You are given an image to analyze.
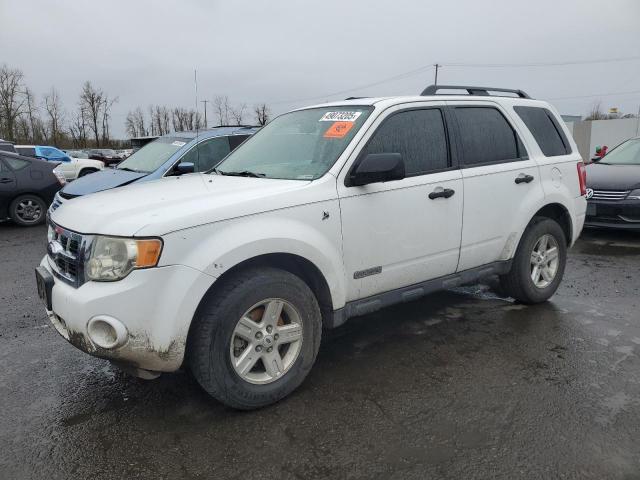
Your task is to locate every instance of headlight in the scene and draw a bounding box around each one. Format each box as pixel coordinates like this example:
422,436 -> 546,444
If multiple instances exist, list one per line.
627,189 -> 640,200
85,236 -> 163,281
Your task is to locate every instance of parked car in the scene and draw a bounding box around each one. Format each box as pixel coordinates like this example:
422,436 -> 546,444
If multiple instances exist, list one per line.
15,145 -> 104,181
0,152 -> 65,226
64,150 -> 90,159
585,137 -> 640,229
52,126 -> 257,207
87,149 -> 123,167
0,139 -> 17,153
37,85 -> 586,409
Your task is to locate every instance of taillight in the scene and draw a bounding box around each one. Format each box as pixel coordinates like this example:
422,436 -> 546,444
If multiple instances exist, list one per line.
577,162 -> 587,196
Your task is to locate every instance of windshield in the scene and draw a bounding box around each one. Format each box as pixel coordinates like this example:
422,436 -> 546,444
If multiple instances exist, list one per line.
600,139 -> 640,165
117,136 -> 190,173
215,106 -> 372,180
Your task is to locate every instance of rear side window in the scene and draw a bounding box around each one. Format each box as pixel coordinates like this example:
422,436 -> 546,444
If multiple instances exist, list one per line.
5,157 -> 30,170
453,107 -> 525,166
229,135 -> 249,150
16,147 -> 36,157
364,108 -> 449,176
514,106 -> 571,156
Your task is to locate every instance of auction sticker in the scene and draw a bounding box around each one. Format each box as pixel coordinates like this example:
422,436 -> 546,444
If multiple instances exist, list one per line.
172,141 -> 186,147
324,121 -> 354,138
319,111 -> 362,122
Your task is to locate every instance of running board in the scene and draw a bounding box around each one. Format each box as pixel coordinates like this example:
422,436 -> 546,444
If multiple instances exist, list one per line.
328,260 -> 512,329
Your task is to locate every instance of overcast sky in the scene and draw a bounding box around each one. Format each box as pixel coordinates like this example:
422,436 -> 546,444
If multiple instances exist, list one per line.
1,0 -> 639,138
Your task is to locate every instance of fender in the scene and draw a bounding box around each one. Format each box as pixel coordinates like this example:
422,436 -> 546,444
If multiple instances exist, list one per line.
160,201 -> 348,310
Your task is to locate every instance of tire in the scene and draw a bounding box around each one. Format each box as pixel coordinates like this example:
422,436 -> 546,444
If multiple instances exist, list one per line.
499,217 -> 567,304
78,168 -> 98,177
189,267 -> 322,410
9,194 -> 47,226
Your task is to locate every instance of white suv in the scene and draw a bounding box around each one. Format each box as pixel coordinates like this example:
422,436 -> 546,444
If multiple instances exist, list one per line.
36,85 -> 587,409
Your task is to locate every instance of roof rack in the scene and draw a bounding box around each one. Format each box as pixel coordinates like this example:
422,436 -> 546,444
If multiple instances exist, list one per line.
421,84 -> 531,99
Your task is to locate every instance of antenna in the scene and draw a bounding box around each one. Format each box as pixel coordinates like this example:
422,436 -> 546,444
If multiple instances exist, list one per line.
194,68 -> 200,169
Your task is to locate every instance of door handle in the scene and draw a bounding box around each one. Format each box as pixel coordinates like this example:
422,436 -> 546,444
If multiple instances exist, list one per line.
429,188 -> 455,200
515,174 -> 534,184
0,177 -> 13,184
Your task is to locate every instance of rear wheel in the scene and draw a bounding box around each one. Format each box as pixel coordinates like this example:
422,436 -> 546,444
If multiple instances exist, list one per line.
9,195 -> 46,226
189,267 -> 322,409
78,168 -> 98,177
500,217 -> 567,304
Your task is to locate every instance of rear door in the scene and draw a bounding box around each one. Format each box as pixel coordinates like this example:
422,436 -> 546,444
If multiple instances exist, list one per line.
448,102 -> 544,271
0,158 -> 17,218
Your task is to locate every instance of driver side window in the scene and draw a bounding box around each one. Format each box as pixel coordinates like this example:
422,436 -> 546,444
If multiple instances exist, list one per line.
180,137 -> 231,172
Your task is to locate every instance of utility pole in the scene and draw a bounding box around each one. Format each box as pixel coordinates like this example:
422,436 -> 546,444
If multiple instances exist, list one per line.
434,64 -> 441,86
201,99 -> 209,128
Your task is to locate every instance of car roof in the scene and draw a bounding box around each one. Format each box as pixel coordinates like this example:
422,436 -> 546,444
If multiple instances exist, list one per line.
300,95 -> 553,111
165,125 -> 260,140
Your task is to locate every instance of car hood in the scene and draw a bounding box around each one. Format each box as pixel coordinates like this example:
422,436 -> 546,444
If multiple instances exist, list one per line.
51,173 -> 317,236
60,169 -> 147,197
586,162 -> 640,191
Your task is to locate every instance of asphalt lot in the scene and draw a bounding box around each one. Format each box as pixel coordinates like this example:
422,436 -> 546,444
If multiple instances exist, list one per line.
1,222 -> 640,479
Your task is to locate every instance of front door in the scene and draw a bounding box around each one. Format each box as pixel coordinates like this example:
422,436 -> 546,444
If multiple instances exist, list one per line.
0,159 -> 17,218
338,105 -> 463,302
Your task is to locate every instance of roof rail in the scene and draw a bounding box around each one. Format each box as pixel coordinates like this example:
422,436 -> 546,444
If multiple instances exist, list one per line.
421,84 -> 531,99
345,96 -> 369,100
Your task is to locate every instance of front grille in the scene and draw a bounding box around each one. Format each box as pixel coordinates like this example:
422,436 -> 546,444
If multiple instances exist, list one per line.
591,189 -> 630,201
47,220 -> 87,288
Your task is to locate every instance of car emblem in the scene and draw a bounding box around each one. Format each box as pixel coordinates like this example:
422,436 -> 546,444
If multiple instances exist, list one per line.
586,188 -> 594,199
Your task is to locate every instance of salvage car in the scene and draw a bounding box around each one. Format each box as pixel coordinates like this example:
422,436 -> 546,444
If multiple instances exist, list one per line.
0,152 -> 65,226
584,137 -> 640,229
37,85 -> 586,409
15,145 -> 104,180
51,126 -> 257,208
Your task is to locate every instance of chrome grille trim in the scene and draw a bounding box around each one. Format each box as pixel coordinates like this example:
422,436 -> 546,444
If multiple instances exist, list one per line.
47,220 -> 89,288
591,189 -> 630,201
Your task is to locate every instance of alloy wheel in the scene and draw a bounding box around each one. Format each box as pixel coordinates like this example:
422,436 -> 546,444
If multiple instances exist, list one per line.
530,233 -> 559,289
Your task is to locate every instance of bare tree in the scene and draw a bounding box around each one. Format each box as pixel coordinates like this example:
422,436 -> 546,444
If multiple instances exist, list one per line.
254,103 -> 271,126
230,103 -> 247,126
24,87 -> 45,143
213,95 -> 231,126
101,95 -> 118,145
43,87 -> 65,145
585,101 -> 607,121
79,81 -> 104,146
69,107 -> 88,147
0,64 -> 26,140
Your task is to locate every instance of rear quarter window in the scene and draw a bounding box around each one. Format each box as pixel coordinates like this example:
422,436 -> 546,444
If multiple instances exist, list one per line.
5,157 -> 30,170
514,106 -> 571,157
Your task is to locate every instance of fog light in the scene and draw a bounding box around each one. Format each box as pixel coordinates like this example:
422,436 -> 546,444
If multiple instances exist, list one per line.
87,316 -> 128,349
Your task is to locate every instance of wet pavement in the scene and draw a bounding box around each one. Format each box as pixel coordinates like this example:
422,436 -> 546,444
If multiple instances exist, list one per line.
1,222 -> 640,479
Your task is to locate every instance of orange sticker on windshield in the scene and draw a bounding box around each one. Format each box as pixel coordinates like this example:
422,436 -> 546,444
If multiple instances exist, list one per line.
324,121 -> 354,138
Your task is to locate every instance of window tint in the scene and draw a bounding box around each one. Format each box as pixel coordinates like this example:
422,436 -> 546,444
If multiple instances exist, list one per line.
16,147 -> 36,157
181,137 -> 231,172
364,109 -> 448,175
229,134 -> 249,150
514,106 -> 570,156
0,159 -> 5,171
5,157 -> 30,170
454,107 -> 524,165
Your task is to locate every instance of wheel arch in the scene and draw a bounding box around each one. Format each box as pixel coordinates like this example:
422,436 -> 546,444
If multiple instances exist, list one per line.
532,202 -> 573,245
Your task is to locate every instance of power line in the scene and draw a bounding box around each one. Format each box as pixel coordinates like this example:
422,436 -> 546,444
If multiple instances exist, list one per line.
443,55 -> 640,68
547,89 -> 640,100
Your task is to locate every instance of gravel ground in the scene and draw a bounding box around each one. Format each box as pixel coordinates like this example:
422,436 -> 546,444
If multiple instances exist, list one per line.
1,222 -> 639,479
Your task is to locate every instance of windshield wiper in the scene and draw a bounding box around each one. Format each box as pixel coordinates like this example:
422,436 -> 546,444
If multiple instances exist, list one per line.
217,170 -> 265,178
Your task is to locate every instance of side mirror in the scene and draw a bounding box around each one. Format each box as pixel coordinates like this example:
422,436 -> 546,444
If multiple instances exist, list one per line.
175,162 -> 195,175
349,153 -> 405,186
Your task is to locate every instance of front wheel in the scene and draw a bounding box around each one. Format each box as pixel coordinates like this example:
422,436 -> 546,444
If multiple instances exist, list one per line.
500,217 -> 567,304
189,267 -> 322,410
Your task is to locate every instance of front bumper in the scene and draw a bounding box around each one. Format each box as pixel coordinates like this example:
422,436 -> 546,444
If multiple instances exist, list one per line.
585,199 -> 640,230
39,255 -> 215,372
